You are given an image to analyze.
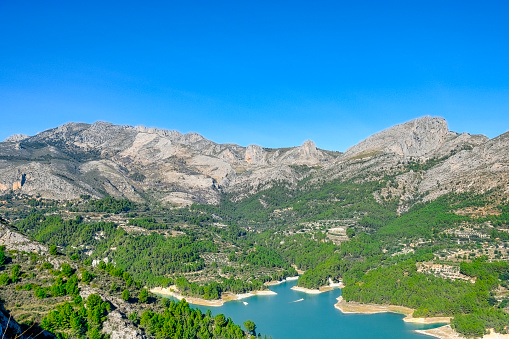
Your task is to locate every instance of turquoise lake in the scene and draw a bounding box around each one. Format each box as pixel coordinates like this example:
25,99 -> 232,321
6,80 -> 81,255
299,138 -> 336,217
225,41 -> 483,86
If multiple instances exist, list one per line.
164,280 -> 445,338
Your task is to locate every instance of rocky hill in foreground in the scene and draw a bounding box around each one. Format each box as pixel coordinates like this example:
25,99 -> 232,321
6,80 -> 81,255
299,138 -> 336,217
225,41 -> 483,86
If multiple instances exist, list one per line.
0,116 -> 507,208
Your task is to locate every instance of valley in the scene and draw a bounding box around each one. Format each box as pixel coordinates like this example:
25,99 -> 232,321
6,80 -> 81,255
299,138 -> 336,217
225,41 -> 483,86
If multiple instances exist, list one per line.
1,117 -> 509,338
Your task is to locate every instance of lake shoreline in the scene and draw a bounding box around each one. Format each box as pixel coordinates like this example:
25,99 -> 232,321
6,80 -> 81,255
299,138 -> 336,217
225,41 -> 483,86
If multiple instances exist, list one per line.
291,279 -> 345,294
264,276 -> 299,286
291,285 -> 333,294
334,296 -> 451,324
334,296 -> 455,338
414,326 -> 462,339
170,279 -> 454,338
151,285 -> 277,307
415,326 -> 509,339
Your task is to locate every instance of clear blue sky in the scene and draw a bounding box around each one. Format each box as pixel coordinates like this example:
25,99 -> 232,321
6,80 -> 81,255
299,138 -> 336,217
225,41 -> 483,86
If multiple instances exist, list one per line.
1,1 -> 508,151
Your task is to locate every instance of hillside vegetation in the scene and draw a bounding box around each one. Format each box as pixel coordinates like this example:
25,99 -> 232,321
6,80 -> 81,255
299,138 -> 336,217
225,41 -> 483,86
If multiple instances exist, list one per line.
1,117 -> 509,338
2,174 -> 509,337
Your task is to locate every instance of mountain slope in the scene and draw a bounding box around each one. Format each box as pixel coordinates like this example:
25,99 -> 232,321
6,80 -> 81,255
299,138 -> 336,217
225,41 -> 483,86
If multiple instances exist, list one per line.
0,122 -> 338,205
0,116 -> 507,210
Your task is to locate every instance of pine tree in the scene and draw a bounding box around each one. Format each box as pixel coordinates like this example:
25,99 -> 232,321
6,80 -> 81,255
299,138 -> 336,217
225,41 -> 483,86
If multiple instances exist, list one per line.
122,289 -> 130,302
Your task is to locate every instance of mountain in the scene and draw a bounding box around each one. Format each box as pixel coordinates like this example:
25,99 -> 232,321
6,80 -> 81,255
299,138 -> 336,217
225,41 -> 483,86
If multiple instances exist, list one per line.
319,116 -> 503,212
0,116 -> 507,209
1,116 -> 509,338
0,121 -> 338,205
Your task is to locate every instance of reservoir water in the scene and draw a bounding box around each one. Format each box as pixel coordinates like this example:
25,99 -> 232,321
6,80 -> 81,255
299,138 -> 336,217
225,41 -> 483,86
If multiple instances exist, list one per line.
165,280 -> 445,338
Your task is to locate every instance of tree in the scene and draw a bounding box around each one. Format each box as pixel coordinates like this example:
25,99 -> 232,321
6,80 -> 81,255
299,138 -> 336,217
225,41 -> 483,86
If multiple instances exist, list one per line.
34,286 -> 48,298
11,264 -> 21,282
86,293 -> 110,325
110,282 -> 117,292
138,288 -> 148,303
61,263 -> 73,277
81,270 -> 93,284
122,289 -> 130,302
346,228 -> 355,238
215,314 -> 227,327
244,320 -> 256,335
66,275 -> 79,296
87,326 -> 102,339
0,249 -> 6,267
49,244 -> 58,255
128,311 -> 139,325
0,273 -> 10,285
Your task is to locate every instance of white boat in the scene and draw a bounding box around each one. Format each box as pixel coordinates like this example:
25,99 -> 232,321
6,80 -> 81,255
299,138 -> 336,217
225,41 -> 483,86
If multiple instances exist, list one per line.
291,298 -> 304,303
243,301 -> 248,305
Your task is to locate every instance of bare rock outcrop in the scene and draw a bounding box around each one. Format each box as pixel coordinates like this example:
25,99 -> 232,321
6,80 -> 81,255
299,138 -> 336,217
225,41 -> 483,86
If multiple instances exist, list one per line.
277,140 -> 326,165
434,132 -> 488,158
102,310 -> 147,339
245,145 -> 265,165
4,134 -> 29,142
79,285 -> 146,339
0,223 -> 47,254
0,162 -> 99,200
417,131 -> 509,201
344,116 -> 450,159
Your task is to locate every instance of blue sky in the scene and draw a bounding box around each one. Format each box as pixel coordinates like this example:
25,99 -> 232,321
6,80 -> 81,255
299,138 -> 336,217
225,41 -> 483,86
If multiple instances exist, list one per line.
1,1 -> 508,151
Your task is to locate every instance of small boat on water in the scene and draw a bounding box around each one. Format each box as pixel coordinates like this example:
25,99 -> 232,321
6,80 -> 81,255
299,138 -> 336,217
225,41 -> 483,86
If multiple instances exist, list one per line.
291,298 -> 304,303
243,301 -> 248,305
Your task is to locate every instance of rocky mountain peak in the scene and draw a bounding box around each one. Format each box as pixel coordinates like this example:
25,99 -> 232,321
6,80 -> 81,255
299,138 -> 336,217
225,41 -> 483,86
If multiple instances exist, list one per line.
1,117 -> 504,208
134,125 -> 185,141
90,121 -> 115,129
300,140 -> 318,157
273,139 -> 325,166
4,134 -> 29,142
344,116 -> 450,159
245,145 -> 265,165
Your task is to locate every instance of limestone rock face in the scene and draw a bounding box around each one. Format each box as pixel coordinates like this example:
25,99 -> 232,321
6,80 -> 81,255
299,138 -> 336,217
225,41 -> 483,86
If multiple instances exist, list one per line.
0,121 -> 338,204
0,162 -> 99,200
0,223 -> 48,254
102,311 -> 147,339
277,140 -> 326,165
245,145 -> 265,165
344,116 -> 450,159
418,131 -> 509,201
435,132 -> 488,158
304,116 -> 505,212
300,140 -> 319,158
4,134 -> 29,142
0,116 -> 507,208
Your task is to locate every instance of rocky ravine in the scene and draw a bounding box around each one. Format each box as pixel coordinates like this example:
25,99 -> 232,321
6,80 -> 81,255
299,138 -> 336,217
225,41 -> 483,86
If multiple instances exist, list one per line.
0,116 -> 508,208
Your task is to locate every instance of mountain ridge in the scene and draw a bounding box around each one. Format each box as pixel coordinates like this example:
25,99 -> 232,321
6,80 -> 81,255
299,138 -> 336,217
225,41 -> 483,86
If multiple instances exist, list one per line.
1,116 -> 507,208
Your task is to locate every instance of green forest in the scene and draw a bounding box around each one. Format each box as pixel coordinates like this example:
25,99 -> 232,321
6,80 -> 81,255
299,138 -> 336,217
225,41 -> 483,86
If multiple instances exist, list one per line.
2,174 -> 509,337
0,245 -> 263,339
